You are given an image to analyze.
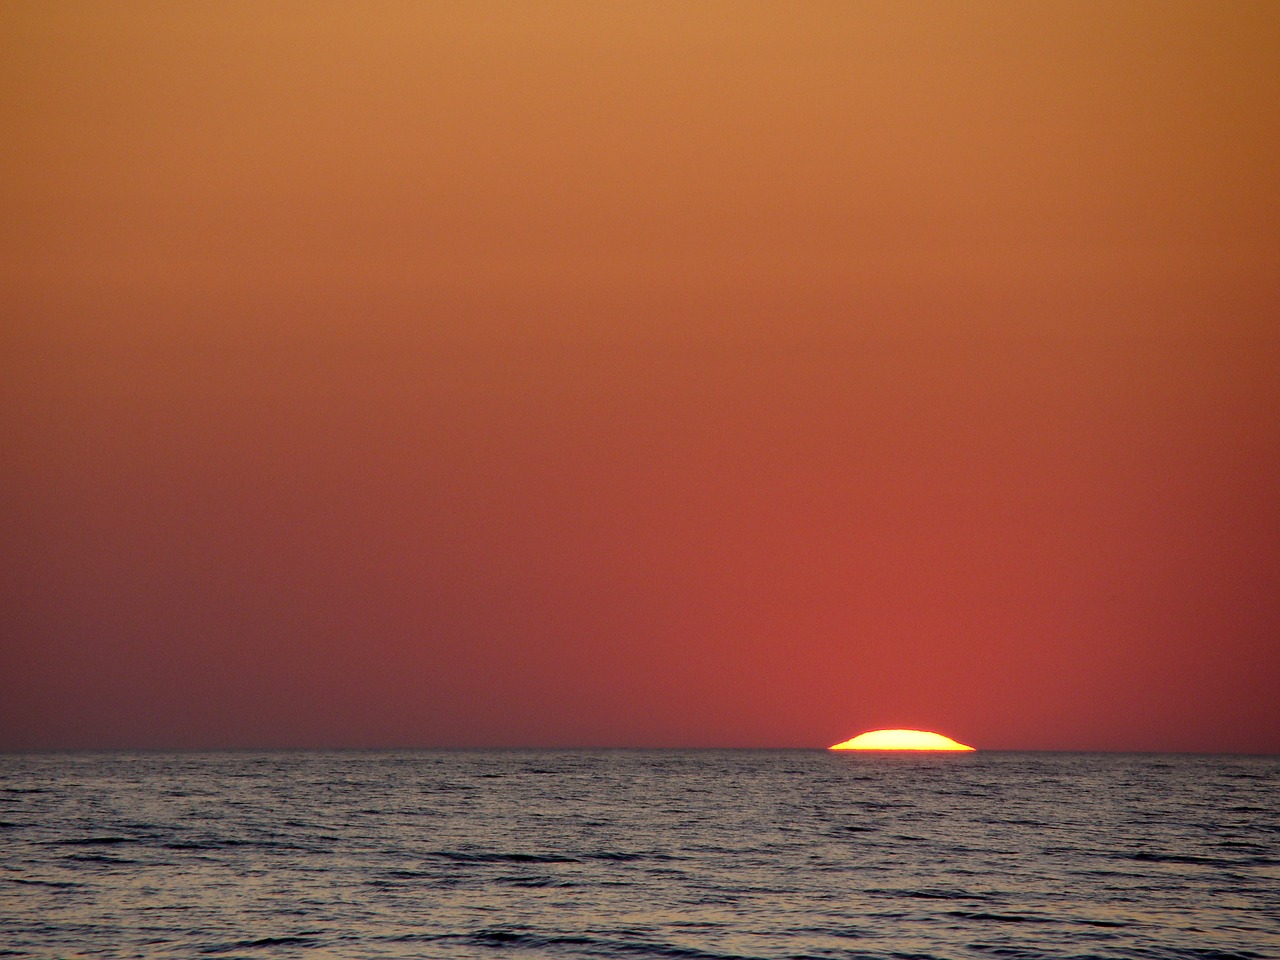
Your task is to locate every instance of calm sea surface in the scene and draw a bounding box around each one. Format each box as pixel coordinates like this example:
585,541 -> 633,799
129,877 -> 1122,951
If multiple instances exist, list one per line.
1,751 -> 1277,959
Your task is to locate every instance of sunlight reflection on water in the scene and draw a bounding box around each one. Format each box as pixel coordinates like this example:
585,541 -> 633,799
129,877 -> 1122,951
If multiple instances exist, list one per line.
1,750 -> 1277,959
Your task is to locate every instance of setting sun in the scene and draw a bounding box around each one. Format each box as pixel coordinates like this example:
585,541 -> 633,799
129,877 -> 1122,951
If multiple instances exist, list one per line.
829,730 -> 976,751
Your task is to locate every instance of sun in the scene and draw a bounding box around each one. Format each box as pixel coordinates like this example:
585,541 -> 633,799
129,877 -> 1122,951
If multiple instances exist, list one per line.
829,729 -> 975,751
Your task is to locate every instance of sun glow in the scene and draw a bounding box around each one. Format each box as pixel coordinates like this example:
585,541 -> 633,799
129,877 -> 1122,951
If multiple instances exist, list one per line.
829,729 -> 975,751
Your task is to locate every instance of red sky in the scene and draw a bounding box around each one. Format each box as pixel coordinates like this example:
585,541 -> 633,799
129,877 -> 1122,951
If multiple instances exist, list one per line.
3,1 -> 1278,752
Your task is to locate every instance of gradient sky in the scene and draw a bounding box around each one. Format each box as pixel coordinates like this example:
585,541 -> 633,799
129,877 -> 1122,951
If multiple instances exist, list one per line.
3,1 -> 1278,752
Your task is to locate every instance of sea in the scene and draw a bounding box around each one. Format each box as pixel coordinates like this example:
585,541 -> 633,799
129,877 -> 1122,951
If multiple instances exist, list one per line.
1,750 -> 1277,960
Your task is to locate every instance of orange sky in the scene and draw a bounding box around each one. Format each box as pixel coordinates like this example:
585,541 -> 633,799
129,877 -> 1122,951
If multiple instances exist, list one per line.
3,1 -> 1278,751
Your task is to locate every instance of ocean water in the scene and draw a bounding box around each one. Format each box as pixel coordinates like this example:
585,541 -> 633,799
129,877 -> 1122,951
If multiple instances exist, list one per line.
1,751 -> 1277,960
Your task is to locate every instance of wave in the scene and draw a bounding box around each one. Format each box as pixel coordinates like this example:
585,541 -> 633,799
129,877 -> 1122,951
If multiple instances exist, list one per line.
872,888 -> 989,901
437,928 -> 764,960
2,876 -> 82,889
54,836 -> 138,846
202,934 -> 321,953
945,910 -> 1056,924
1127,851 -> 1227,866
62,853 -> 141,865
425,849 -> 581,864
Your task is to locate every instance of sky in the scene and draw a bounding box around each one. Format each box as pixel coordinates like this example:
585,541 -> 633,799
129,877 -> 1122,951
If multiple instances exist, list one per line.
2,1 -> 1278,753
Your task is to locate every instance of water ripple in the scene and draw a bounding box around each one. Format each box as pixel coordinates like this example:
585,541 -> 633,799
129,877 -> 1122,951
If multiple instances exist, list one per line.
0,751 -> 1276,960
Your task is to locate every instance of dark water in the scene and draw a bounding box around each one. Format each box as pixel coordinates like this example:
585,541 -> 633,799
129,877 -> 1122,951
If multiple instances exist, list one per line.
1,751 -> 1277,959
